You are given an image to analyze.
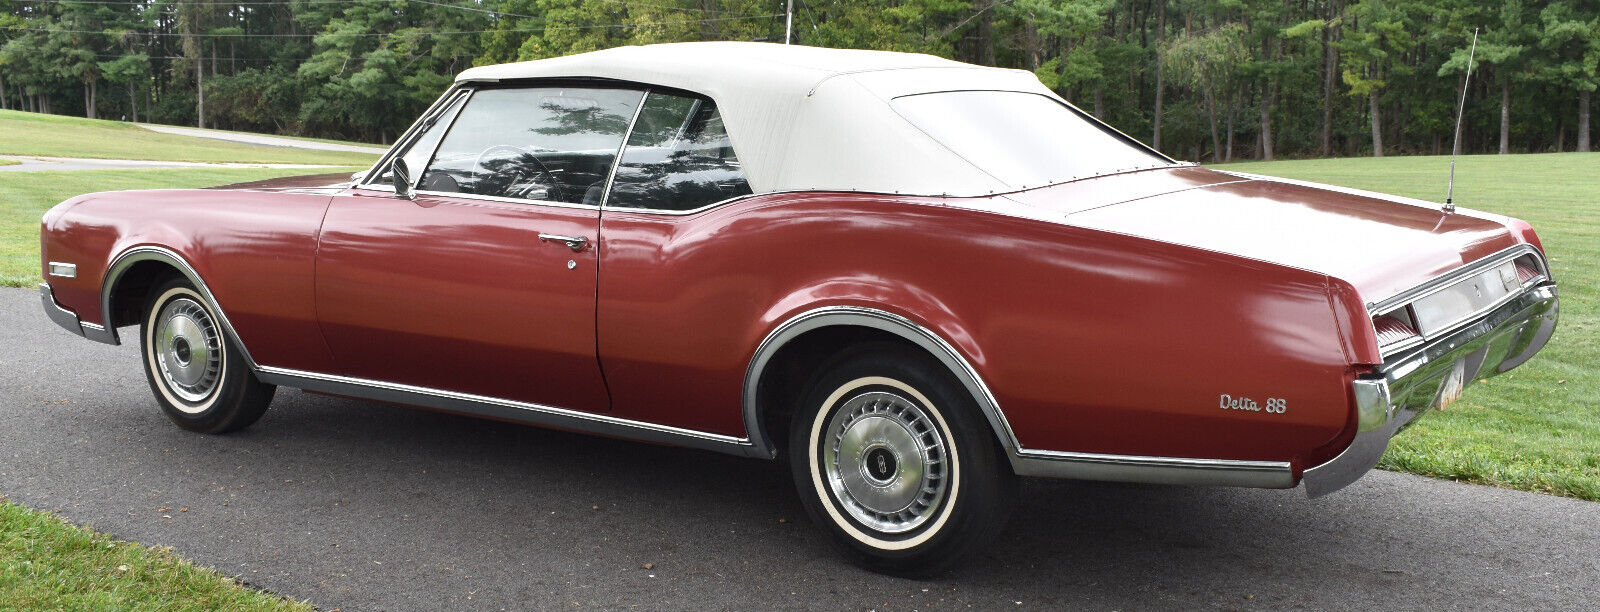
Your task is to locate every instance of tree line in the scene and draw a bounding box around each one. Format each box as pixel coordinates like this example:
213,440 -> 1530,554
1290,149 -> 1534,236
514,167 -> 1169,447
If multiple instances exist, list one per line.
1,0 -> 1596,159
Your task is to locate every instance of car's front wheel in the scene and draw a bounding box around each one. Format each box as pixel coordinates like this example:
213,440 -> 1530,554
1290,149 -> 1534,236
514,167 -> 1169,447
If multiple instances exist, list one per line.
789,343 -> 1017,576
139,278 -> 275,433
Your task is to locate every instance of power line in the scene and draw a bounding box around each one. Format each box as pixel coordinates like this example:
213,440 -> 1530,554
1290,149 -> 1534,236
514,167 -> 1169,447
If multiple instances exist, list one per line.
589,0 -> 741,13
2,14 -> 783,37
29,0 -> 739,14
89,52 -> 478,61
405,0 -> 538,19
14,0 -> 362,5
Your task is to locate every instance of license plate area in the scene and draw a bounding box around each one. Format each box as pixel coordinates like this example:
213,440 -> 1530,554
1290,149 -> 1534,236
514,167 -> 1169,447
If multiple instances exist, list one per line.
1435,359 -> 1467,410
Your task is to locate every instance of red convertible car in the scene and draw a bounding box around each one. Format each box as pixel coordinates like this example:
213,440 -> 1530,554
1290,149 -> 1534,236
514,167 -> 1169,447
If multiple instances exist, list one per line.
39,42 -> 1558,573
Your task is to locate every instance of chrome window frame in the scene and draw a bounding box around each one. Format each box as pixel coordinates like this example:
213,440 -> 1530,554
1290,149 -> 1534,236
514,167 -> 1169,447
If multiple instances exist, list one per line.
358,85 -> 472,193
598,89 -> 757,217
365,78 -> 760,217
395,88 -> 474,191
358,81 -> 662,213
593,91 -> 650,209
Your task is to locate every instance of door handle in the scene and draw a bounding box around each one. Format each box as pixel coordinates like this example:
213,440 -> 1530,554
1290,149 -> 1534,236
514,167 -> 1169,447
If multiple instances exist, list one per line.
538,233 -> 588,252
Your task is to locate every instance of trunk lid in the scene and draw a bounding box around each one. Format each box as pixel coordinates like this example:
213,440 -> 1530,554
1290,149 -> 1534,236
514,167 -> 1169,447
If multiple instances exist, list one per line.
1008,167 -> 1522,302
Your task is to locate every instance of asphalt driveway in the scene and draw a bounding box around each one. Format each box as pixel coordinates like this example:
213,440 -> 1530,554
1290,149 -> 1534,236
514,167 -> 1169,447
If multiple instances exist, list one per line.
135,125 -> 389,155
2,287 -> 1596,610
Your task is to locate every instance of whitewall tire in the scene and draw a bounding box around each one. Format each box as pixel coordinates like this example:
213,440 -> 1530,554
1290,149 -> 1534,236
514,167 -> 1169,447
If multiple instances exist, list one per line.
789,342 -> 1017,575
139,278 -> 275,433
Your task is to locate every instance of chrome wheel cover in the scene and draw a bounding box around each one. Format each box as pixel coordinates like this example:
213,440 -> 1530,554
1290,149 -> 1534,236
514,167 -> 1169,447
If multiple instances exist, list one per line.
153,297 -> 223,406
822,391 -> 949,534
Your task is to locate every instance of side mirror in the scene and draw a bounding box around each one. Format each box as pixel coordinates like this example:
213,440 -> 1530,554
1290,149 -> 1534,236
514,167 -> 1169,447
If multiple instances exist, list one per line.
392,159 -> 417,200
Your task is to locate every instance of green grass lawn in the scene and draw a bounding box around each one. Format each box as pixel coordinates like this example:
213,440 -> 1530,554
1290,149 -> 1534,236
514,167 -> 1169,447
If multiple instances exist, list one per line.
1216,153 -> 1600,501
0,110 -> 380,166
0,498 -> 310,610
0,168 -> 358,288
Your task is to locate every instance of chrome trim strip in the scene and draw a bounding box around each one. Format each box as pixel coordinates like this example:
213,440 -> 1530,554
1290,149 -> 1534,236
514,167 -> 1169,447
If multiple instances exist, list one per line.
596,91 -> 650,208
1011,449 -> 1295,488
47,262 -> 77,278
742,306 -> 1020,462
255,366 -> 762,458
99,246 -> 258,368
417,89 -> 473,179
602,191 -> 760,216
1368,244 -> 1547,316
410,189 -> 602,211
79,321 -> 115,344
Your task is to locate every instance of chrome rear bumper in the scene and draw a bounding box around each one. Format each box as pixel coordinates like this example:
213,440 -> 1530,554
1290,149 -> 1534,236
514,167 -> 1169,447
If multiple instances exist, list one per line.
1302,282 -> 1558,497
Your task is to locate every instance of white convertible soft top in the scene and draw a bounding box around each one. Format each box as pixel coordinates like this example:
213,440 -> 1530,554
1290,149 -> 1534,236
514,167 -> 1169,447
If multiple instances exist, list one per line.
455,42 -> 1080,197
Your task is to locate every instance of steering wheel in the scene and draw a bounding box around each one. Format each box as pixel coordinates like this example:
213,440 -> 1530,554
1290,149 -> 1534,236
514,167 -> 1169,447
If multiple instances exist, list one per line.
472,144 -> 561,200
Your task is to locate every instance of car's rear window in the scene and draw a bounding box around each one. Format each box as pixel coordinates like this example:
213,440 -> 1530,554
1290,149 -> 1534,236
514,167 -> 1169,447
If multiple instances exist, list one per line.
890,91 -> 1172,189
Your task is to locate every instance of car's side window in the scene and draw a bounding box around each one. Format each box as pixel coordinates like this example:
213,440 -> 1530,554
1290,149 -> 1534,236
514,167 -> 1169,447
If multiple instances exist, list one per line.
419,87 -> 644,205
606,92 -> 752,212
375,91 -> 468,187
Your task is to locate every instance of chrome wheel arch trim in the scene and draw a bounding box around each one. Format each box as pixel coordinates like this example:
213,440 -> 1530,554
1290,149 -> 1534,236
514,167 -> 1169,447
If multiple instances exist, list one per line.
99,245 -> 261,371
741,306 -> 1021,461
254,366 -> 765,457
741,305 -> 1296,488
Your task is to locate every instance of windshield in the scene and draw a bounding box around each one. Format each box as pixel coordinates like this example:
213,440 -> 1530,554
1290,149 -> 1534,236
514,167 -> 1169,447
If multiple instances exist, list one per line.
891,90 -> 1172,189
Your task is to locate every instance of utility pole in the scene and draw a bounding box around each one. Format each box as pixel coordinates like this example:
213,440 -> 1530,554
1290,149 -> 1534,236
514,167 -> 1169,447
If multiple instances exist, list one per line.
785,0 -> 793,45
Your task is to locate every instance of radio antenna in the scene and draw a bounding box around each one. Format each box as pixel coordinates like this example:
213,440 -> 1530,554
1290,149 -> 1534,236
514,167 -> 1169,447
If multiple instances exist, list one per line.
1444,28 -> 1479,214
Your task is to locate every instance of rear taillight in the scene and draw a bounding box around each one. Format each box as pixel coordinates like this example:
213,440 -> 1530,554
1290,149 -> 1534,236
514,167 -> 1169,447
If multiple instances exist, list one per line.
1373,312 -> 1420,348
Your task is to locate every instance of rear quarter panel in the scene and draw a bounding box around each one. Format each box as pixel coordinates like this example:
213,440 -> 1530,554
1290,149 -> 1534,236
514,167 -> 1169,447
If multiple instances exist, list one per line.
598,193 -> 1357,465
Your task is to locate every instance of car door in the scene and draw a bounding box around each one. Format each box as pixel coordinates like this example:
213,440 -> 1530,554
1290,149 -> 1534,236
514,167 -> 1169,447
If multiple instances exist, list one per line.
315,85 -> 647,414
593,91 -> 758,432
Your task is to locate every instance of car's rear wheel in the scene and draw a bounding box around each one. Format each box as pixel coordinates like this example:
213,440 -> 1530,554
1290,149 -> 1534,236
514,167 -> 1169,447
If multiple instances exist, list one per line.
789,342 -> 1017,576
139,278 -> 274,433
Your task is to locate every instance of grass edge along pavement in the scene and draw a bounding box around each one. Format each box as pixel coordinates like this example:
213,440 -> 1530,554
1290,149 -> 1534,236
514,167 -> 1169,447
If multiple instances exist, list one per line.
0,497 -> 312,610
0,109 -> 380,166
1215,153 -> 1600,502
